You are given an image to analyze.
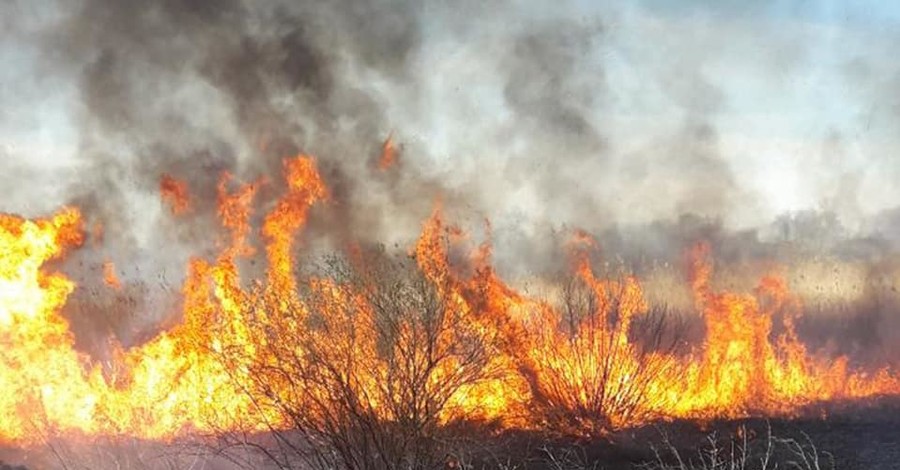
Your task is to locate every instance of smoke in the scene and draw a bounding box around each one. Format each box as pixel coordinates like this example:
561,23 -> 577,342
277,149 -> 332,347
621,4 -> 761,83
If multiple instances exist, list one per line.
4,1 -> 745,235
2,0 -> 900,353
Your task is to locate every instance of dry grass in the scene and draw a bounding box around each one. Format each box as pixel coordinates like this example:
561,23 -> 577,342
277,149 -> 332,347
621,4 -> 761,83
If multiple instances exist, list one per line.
638,424 -> 834,470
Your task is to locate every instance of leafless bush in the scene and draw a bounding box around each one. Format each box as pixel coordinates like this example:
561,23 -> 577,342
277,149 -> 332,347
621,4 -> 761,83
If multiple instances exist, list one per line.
212,247 -> 504,470
539,444 -> 603,470
517,273 -> 686,436
640,424 -> 835,470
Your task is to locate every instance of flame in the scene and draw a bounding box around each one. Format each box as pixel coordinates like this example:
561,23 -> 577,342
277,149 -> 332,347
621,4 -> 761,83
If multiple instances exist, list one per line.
0,157 -> 320,445
665,243 -> 900,420
262,156 -> 327,298
378,133 -> 397,171
1,156 -> 899,448
159,174 -> 191,215
102,260 -> 121,289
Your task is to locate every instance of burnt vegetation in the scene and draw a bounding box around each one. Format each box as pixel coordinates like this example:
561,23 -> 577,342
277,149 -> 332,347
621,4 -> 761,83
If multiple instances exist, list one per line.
3,208 -> 898,469
208,248 -> 510,469
516,274 -> 687,437
153,248 -> 843,470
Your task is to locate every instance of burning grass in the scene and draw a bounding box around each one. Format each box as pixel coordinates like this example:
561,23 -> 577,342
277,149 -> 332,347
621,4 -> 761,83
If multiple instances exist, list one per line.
1,155 -> 900,468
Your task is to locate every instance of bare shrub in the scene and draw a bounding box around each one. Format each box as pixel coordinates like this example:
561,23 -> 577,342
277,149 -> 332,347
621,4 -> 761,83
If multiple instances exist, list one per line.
211,247 -> 504,470
641,424 -> 835,470
539,444 -> 603,470
516,272 -> 686,436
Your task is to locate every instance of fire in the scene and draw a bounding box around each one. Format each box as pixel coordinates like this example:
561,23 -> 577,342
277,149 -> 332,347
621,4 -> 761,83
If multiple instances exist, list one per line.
0,158 -> 322,445
102,260 -> 121,289
513,247 -> 682,434
0,207 -> 91,440
261,156 -> 328,298
159,174 -> 191,215
1,155 -> 899,448
377,133 -> 397,171
667,243 -> 900,419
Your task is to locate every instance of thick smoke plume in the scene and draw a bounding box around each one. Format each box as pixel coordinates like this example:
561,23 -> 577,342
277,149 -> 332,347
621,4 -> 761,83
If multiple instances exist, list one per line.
2,0 -> 900,355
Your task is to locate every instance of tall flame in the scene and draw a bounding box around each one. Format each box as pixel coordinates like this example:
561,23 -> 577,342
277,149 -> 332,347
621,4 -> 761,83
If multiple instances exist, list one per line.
159,174 -> 191,215
377,134 -> 397,171
0,156 -> 899,447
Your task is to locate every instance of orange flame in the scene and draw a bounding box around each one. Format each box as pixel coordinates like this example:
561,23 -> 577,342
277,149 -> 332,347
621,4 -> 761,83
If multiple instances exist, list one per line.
377,134 -> 397,171
666,243 -> 900,420
0,157 -> 899,448
102,260 -> 121,289
159,174 -> 191,215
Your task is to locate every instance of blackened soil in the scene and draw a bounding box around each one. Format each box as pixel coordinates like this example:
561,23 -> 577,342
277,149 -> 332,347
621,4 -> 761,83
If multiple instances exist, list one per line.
782,398 -> 900,469
465,398 -> 900,469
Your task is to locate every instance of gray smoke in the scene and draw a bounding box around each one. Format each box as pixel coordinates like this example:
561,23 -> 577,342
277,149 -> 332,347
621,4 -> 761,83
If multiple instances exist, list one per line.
0,2 -> 788,257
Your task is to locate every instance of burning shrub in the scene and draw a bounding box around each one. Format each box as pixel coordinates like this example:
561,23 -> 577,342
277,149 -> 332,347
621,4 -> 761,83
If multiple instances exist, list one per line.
517,266 -> 685,437
210,248 -> 507,469
3,154 -> 900,468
